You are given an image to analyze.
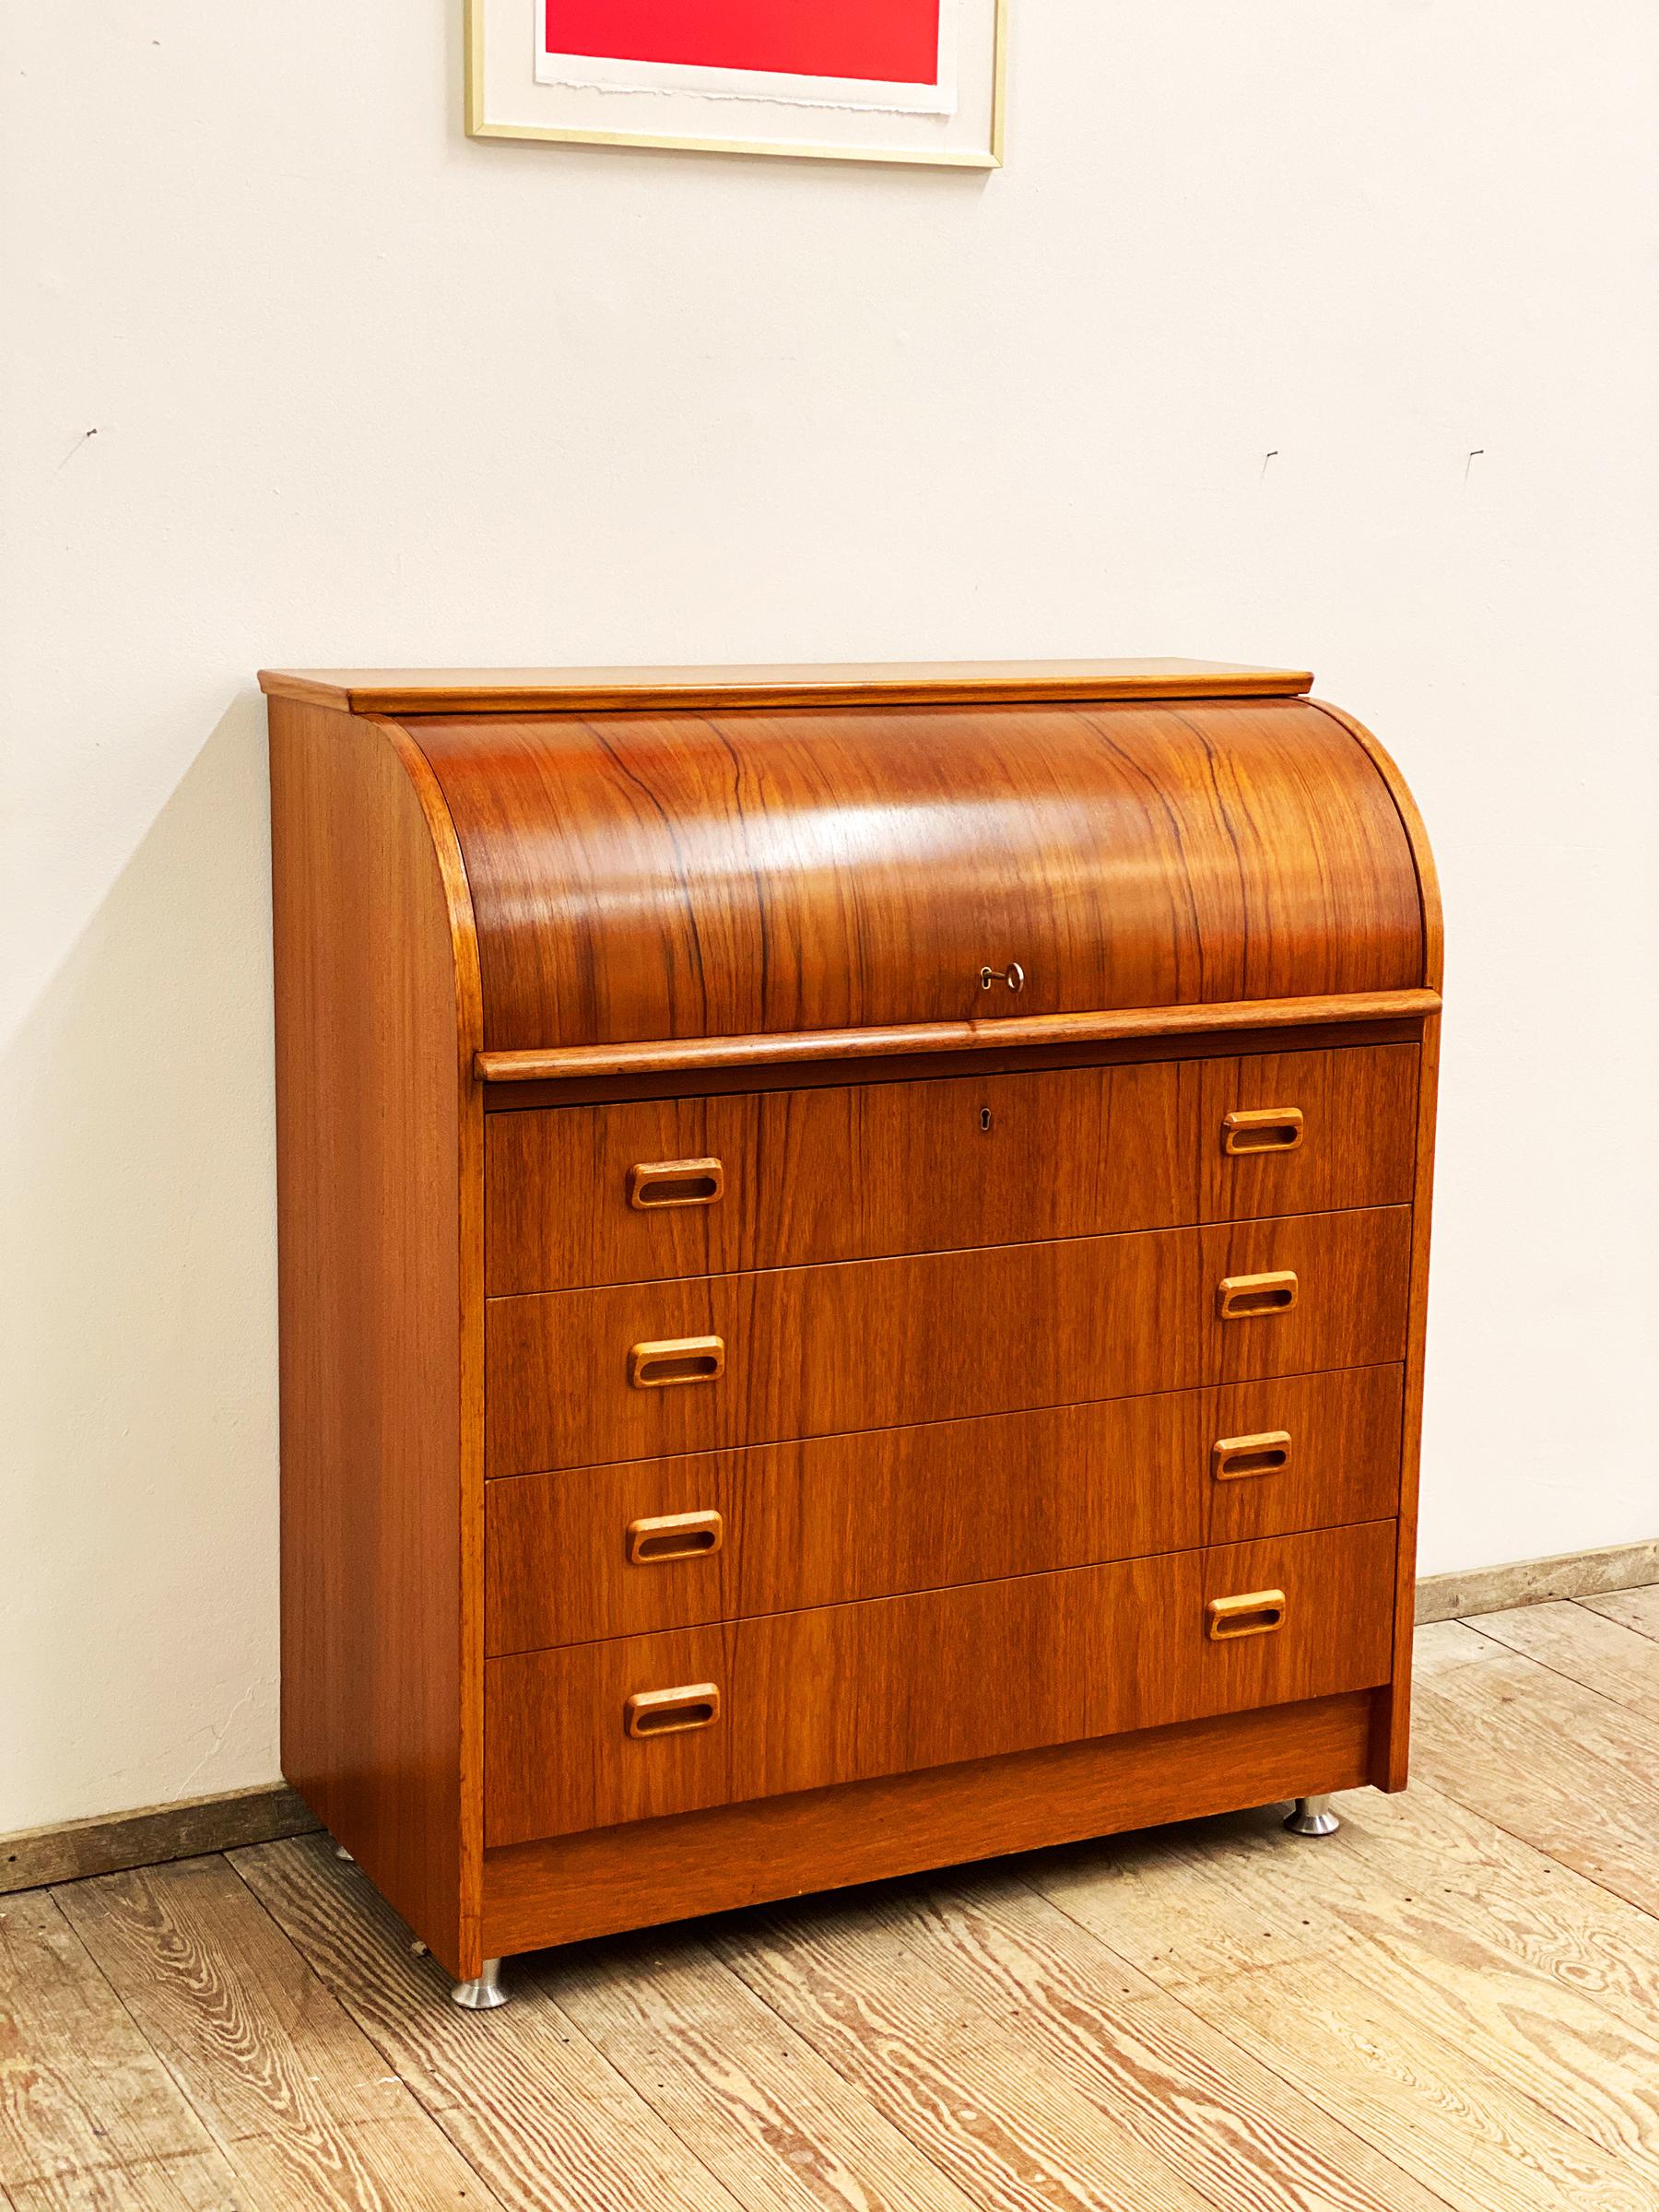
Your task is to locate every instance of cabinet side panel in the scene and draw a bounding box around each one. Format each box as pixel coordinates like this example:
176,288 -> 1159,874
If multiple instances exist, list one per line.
1374,1007 -> 1441,1787
1308,701 -> 1441,1791
270,699 -> 481,1977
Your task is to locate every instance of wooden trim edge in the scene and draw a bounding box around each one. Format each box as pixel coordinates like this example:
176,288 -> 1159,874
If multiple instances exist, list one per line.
256,661 -> 1316,716
1309,699 -> 1444,994
1416,1537 -> 1659,1626
365,712 -> 489,1980
477,991 -> 1443,1082
0,1784 -> 321,1897
482,1693 -> 1375,1956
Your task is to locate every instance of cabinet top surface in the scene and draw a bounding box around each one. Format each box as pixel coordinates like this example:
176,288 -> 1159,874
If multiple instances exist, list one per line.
258,658 -> 1314,716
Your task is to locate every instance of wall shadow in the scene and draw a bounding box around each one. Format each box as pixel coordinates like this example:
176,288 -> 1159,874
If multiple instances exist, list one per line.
1,691 -> 282,1831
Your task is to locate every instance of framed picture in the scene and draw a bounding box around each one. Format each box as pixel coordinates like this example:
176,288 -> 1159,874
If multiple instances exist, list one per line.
466,1 -> 1007,168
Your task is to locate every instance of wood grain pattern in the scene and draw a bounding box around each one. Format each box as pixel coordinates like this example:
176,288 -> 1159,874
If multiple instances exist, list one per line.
1470,1600 -> 1659,1723
1375,1002 -> 1440,1786
7,2149 -> 241,2208
486,1207 -> 1412,1475
1312,700 -> 1444,995
1418,1545 -> 1659,1625
1044,1793 -> 1659,2187
52,1859 -> 492,2210
1411,1619 -> 1659,1912
1583,1583 -> 1659,1641
24,1606 -> 1659,2212
487,1043 -> 1416,1291
258,658 -> 1317,717
206,2118 -> 494,2212
266,662 -> 1437,1980
1319,1768 -> 1659,2047
721,1902 -> 1228,2212
0,1785 -> 318,1898
486,1058 -> 1189,1291
0,1889 -> 232,2201
474,991 -> 1441,1082
478,1013 -> 1427,1108
409,699 -> 1425,1052
545,1931 -> 988,2212
268,698 -> 485,1982
1197,1043 -> 1418,1221
1032,1810 -> 1658,2212
727,1875 -> 1459,2212
480,1691 -> 1374,1956
485,1522 -> 1395,1843
486,1365 -> 1405,1652
1310,698 -> 1442,1792
924,1877 -> 1468,2212
234,1833 -> 746,2212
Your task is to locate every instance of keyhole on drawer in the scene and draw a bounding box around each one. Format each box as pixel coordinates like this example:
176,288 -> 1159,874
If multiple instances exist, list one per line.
980,1106 -> 993,1133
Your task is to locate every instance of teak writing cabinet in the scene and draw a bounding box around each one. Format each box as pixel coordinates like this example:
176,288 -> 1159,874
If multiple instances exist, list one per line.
262,659 -> 1441,2006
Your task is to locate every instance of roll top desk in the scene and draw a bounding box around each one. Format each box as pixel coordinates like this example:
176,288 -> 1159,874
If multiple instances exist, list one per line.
263,659 -> 1441,2005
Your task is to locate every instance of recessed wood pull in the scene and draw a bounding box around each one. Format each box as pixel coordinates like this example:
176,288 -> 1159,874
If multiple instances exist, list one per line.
628,1158 -> 725,1210
1222,1107 -> 1305,1156
1206,1589 -> 1288,1641
1212,1430 -> 1292,1481
628,1336 -> 726,1389
624,1683 -> 722,1738
1217,1271 -> 1299,1321
626,1510 -> 724,1566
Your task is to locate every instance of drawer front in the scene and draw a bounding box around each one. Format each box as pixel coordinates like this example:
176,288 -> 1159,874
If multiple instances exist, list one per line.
486,1364 -> 1405,1653
485,1206 -> 1412,1476
1200,1043 -> 1418,1223
485,1061 -> 1191,1293
485,1519 -> 1398,1844
486,1043 -> 1420,1296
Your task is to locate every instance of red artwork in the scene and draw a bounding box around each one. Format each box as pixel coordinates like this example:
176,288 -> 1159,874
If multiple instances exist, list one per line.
544,0 -> 943,86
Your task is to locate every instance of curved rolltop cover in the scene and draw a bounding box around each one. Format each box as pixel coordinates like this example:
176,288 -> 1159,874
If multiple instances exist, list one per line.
262,662 -> 1438,1065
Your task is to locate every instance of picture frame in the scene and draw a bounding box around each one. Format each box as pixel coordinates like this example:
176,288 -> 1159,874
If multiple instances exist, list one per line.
465,0 -> 1008,169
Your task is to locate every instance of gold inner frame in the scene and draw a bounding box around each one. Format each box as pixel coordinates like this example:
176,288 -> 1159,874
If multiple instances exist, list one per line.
465,0 -> 1009,168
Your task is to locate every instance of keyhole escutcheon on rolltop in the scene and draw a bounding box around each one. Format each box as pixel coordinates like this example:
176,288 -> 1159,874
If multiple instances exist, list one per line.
980,961 -> 1026,993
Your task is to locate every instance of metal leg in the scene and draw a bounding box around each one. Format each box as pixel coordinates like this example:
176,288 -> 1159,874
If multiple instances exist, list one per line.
1284,1794 -> 1341,1838
451,1958 -> 510,2011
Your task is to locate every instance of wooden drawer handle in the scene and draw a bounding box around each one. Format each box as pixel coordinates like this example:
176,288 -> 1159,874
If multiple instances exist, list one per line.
1217,1271 -> 1299,1321
625,1683 -> 722,1738
628,1336 -> 725,1389
1222,1107 -> 1305,1156
1206,1589 -> 1287,1641
626,1510 -> 724,1565
1212,1430 -> 1292,1481
629,1158 -> 725,1210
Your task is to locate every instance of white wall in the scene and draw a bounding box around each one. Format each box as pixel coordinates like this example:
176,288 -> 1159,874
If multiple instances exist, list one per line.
4,2 -> 1656,1834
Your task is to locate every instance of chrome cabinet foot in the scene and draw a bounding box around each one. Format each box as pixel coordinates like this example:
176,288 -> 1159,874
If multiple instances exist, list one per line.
451,1958 -> 509,2010
1284,1794 -> 1340,1837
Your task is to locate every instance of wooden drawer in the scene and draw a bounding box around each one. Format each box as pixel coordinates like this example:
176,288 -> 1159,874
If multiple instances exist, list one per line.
486,1365 -> 1405,1653
1199,1043 -> 1418,1222
485,1044 -> 1419,1294
485,1519 -> 1398,1845
485,1206 -> 1412,1476
486,1061 -> 1189,1292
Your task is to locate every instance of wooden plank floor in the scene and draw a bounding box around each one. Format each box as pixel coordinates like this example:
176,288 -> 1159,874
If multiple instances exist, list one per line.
4,1594 -> 1658,2211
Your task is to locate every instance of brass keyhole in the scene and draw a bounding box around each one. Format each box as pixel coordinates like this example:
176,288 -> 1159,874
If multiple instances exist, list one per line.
980,1106 -> 993,1132
980,962 -> 1026,994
